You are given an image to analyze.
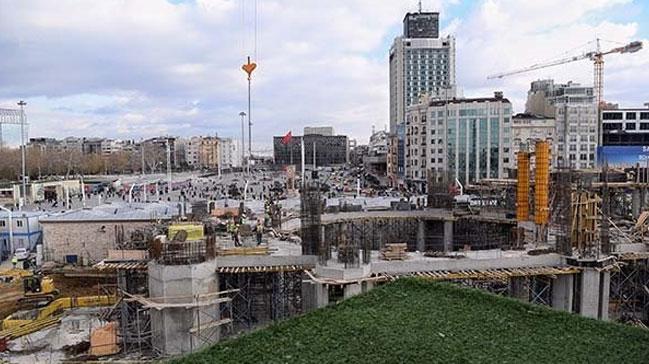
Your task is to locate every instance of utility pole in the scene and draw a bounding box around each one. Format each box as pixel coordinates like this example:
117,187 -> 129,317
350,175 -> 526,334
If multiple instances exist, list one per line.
239,111 -> 246,171
141,139 -> 145,175
18,101 -> 27,209
242,56 -> 257,175
166,138 -> 172,188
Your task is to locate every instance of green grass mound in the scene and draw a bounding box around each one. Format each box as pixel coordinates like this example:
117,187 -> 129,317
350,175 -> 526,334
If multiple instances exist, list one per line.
173,279 -> 649,364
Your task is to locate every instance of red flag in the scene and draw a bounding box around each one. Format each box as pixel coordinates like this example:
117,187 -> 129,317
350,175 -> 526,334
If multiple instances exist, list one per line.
281,131 -> 293,145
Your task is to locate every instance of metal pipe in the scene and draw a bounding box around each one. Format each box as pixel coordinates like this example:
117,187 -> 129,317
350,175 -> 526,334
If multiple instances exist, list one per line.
239,112 -> 246,172
248,78 -> 252,175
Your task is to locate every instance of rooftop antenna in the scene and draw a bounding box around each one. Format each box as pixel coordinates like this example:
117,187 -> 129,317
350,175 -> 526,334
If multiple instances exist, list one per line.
418,0 -> 422,12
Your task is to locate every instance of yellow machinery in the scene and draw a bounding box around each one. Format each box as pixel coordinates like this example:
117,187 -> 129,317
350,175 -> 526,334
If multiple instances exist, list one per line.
534,140 -> 550,225
20,275 -> 59,305
1,295 -> 117,335
0,269 -> 59,308
516,151 -> 530,222
168,223 -> 204,241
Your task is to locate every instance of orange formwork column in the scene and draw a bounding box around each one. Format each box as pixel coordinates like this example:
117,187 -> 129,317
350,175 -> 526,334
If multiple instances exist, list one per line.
516,151 -> 530,222
534,140 -> 550,225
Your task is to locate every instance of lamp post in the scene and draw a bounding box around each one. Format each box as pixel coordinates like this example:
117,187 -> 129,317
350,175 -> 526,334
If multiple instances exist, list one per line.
18,101 -> 27,209
239,111 -> 246,171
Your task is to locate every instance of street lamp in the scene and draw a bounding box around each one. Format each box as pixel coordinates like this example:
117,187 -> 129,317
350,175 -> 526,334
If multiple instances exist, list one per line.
239,111 -> 246,171
17,101 -> 27,210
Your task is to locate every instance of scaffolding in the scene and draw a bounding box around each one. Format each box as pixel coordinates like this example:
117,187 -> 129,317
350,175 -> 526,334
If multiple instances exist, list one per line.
516,151 -> 531,222
300,180 -> 326,262
116,268 -> 153,355
220,270 -> 303,333
609,256 -> 649,324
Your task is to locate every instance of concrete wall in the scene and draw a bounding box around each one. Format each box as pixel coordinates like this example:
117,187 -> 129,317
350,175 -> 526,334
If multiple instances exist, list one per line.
42,221 -> 153,265
149,259 -> 220,356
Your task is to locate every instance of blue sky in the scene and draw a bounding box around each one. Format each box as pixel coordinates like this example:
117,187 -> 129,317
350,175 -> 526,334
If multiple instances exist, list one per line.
0,0 -> 647,150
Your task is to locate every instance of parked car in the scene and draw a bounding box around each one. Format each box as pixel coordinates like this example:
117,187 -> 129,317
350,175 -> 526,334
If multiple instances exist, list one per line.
14,248 -> 29,261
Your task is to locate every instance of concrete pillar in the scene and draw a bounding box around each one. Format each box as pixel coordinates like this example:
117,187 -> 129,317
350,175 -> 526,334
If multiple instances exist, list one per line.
301,281 -> 329,311
361,280 -> 374,294
148,259 -> 220,356
632,189 -> 641,219
416,219 -> 426,252
344,283 -> 362,299
443,220 -> 453,253
509,277 -> 528,302
599,271 -> 610,321
551,274 -> 574,312
579,268 -> 601,319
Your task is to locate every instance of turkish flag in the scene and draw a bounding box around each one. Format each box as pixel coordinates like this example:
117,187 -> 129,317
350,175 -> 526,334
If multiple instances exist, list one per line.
281,131 -> 293,145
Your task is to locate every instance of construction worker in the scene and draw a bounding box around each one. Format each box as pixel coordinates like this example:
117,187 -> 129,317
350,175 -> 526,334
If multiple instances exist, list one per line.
255,219 -> 263,246
227,218 -> 241,247
11,256 -> 18,269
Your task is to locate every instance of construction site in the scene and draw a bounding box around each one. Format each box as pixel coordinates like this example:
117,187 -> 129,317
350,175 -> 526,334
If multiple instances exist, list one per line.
1,140 -> 649,362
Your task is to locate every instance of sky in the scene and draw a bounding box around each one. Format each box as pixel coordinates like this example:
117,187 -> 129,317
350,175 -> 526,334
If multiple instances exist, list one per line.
0,0 -> 648,150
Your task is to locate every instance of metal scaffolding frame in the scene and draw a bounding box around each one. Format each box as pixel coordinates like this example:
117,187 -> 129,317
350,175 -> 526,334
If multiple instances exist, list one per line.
220,270 -> 303,334
609,258 -> 649,323
116,269 -> 153,355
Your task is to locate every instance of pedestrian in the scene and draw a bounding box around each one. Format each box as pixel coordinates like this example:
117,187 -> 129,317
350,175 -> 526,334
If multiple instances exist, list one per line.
11,256 -> 17,269
255,219 -> 263,246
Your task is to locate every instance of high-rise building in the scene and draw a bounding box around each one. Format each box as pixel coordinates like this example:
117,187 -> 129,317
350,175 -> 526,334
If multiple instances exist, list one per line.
525,80 -> 597,169
405,92 -> 513,189
389,10 -> 456,133
403,12 -> 439,38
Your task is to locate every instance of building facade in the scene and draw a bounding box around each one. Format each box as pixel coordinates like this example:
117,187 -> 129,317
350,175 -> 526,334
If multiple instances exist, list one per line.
602,107 -> 649,146
197,137 -> 219,169
273,133 -> 348,166
511,113 -> 556,159
405,93 -> 513,188
218,137 -> 241,169
526,80 -> 597,169
389,11 -> 456,133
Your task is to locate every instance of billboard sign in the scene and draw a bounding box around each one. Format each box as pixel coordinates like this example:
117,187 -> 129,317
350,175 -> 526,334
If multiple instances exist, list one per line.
597,146 -> 649,168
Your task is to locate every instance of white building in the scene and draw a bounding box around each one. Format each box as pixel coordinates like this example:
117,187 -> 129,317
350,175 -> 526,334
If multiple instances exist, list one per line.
511,113 -> 556,159
0,211 -> 46,260
389,11 -> 456,133
526,80 -> 597,169
182,136 -> 201,167
405,92 -> 513,188
218,137 -> 240,169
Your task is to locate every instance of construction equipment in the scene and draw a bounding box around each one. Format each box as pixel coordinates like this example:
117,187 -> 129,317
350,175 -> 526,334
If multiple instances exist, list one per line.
20,274 -> 59,305
0,269 -> 59,307
487,39 -> 643,143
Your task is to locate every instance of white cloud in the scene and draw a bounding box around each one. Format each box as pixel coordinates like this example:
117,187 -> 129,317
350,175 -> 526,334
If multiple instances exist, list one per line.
0,0 -> 646,148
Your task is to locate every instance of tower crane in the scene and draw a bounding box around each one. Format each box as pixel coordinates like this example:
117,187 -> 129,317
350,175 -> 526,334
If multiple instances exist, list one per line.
487,39 -> 643,144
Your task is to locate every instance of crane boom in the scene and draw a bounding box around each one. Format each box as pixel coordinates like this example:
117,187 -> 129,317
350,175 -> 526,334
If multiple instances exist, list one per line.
486,40 -> 642,80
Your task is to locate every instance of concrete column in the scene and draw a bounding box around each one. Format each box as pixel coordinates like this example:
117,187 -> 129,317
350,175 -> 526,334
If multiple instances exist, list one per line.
443,220 -> 453,253
361,280 -> 374,294
632,189 -> 641,219
509,277 -> 528,302
416,219 -> 426,252
598,271 -> 610,321
551,274 -> 574,312
579,268 -> 601,319
344,283 -> 362,299
301,281 -> 329,311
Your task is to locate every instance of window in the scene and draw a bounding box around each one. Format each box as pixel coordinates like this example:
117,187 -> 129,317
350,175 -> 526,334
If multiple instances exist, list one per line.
438,158 -> 443,163
16,220 -> 23,228
626,112 -> 637,120
640,123 -> 649,130
0,221 -> 4,227
640,112 -> 649,120
603,123 -> 622,131
626,123 -> 637,130
603,112 -> 623,120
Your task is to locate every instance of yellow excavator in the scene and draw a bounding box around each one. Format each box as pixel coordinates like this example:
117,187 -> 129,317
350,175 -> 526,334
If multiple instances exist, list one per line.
0,269 -> 59,307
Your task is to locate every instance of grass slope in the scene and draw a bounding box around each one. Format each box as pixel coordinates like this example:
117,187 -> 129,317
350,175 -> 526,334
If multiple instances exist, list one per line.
174,279 -> 649,364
